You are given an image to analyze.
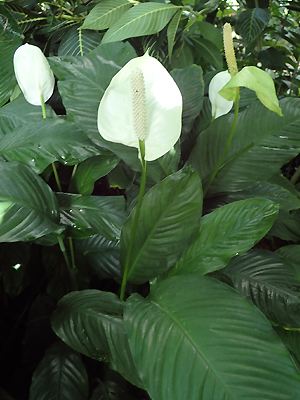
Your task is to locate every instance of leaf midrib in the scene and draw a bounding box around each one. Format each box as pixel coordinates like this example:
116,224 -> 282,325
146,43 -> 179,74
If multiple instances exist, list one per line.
152,298 -> 238,400
104,4 -> 178,41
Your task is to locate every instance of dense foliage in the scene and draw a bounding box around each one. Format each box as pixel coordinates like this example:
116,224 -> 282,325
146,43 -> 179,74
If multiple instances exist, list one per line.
0,0 -> 300,399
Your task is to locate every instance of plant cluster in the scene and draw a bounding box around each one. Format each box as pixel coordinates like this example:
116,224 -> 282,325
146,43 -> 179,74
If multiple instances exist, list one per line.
0,0 -> 300,399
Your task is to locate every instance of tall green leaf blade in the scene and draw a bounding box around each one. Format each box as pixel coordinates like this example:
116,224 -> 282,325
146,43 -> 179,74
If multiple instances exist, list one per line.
58,193 -> 126,240
73,154 -> 119,195
167,10 -> 181,60
173,198 -> 278,276
121,168 -> 203,283
0,26 -> 22,106
223,250 -> 300,327
277,244 -> 300,281
0,103 -> 103,172
51,290 -> 142,388
236,8 -> 270,46
0,161 -> 61,242
58,26 -> 101,56
76,235 -> 121,280
29,343 -> 89,400
102,2 -> 179,44
189,97 -> 300,194
171,65 -> 204,134
125,275 -> 300,400
82,0 -> 133,30
226,179 -> 300,211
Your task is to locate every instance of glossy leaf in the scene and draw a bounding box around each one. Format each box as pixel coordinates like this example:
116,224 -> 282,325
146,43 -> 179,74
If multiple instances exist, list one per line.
58,193 -> 126,240
236,8 -> 270,46
76,235 -> 121,280
167,10 -> 181,60
189,97 -> 300,194
173,198 -> 278,276
52,290 -> 142,388
29,342 -> 88,400
102,2 -> 179,44
223,250 -> 300,327
0,161 -> 61,242
124,275 -> 300,400
171,65 -> 204,133
82,0 -> 133,31
0,28 -> 22,107
276,244 -> 300,281
58,26 -> 101,56
226,179 -> 300,211
73,155 -> 119,195
0,104 -> 103,172
120,168 -> 203,283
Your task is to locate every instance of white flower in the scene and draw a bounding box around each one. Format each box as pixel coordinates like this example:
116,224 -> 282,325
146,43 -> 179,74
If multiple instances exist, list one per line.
13,43 -> 55,106
97,52 -> 183,162
209,70 -> 233,119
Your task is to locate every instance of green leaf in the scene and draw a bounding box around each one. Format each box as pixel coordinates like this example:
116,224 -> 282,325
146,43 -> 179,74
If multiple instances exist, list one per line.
29,343 -> 89,400
220,66 -> 282,116
0,161 -> 61,242
102,2 -> 179,44
226,179 -> 300,211
171,65 -> 204,133
276,244 -> 300,281
82,0 -> 133,31
73,155 -> 119,195
223,250 -> 300,327
49,42 -> 139,168
0,20 -> 22,106
76,235 -> 121,280
172,198 -> 278,276
58,26 -> 101,56
167,10 -> 181,60
190,36 -> 223,69
0,100 -> 103,172
236,8 -> 270,46
52,290 -> 142,388
124,275 -> 300,400
121,168 -> 203,283
270,210 -> 300,242
58,193 -> 126,240
189,98 -> 300,194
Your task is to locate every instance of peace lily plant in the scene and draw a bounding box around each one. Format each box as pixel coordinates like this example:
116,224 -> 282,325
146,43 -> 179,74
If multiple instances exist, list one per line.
98,51 -> 183,299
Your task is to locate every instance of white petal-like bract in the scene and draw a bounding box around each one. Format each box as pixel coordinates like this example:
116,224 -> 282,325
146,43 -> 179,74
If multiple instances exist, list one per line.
97,52 -> 182,161
209,70 -> 233,119
13,43 -> 55,106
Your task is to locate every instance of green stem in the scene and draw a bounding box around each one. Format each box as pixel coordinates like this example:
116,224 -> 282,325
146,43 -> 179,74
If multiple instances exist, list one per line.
120,141 -> 147,301
68,236 -> 76,270
40,95 -> 62,192
57,235 -> 71,269
204,90 -> 240,196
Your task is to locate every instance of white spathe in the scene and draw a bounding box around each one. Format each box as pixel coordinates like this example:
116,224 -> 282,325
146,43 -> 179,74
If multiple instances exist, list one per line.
13,43 -> 55,106
209,70 -> 234,119
97,52 -> 183,162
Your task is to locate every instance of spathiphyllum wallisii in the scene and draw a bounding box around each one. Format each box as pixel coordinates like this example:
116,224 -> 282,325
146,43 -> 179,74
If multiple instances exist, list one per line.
97,51 -> 183,161
208,23 -> 237,119
13,43 -> 55,106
